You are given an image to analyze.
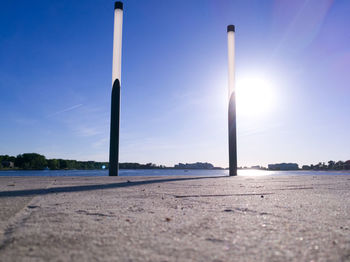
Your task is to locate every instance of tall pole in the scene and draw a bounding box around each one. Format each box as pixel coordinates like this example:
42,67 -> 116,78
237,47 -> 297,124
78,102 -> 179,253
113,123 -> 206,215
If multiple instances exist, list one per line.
227,25 -> 237,176
109,1 -> 123,176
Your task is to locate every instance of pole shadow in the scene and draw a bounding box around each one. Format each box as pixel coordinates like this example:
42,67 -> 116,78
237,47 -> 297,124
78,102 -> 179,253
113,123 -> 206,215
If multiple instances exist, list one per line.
0,176 -> 227,198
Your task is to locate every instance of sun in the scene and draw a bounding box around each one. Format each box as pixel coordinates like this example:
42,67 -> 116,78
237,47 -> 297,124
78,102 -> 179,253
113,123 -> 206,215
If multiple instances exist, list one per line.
235,74 -> 276,117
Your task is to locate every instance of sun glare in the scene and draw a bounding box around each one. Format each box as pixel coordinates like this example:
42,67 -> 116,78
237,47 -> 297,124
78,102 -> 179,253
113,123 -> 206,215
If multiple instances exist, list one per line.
235,75 -> 276,117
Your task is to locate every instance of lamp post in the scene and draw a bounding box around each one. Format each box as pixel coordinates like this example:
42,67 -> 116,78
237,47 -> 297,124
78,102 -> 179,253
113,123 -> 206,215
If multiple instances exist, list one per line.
227,25 -> 237,176
109,1 -> 123,176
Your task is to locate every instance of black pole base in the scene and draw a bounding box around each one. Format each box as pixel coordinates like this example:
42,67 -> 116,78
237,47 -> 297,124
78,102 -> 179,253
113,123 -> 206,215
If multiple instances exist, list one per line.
109,79 -> 121,176
228,92 -> 237,176
229,170 -> 237,176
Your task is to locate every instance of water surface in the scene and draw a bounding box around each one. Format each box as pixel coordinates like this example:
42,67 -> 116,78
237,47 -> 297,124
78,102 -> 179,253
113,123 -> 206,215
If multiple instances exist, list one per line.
0,169 -> 348,177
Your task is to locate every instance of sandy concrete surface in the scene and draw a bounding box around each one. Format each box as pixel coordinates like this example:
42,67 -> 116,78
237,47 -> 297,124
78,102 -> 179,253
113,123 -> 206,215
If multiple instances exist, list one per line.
0,174 -> 349,261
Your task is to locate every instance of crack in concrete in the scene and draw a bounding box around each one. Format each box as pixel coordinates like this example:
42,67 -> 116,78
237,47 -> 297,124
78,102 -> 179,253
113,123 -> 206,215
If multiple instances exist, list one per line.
76,210 -> 115,217
174,193 -> 274,198
0,208 -> 32,251
277,187 -> 314,191
0,180 -> 56,252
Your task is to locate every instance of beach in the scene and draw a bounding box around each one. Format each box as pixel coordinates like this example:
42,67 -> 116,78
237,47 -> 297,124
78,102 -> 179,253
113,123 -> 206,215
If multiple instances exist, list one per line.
0,174 -> 349,261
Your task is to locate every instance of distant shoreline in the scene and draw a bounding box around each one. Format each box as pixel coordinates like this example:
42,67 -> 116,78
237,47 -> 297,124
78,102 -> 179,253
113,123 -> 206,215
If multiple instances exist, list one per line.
1,153 -> 349,172
0,168 -> 349,173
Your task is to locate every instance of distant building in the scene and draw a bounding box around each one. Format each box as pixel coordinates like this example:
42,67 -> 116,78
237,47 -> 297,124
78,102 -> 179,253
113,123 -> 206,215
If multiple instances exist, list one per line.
174,162 -> 214,169
268,163 -> 299,170
345,160 -> 350,170
1,161 -> 14,168
250,165 -> 261,169
302,165 -> 311,170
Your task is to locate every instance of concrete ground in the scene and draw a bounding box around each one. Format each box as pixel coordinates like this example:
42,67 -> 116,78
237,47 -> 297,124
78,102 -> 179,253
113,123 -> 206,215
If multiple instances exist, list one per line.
0,174 -> 349,261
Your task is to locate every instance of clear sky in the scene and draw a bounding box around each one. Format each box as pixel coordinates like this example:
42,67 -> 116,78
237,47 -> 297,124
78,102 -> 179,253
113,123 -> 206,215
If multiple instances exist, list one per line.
0,0 -> 349,168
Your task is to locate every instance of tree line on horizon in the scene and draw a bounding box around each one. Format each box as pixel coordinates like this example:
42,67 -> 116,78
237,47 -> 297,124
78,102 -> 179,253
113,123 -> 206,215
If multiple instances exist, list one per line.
0,153 -> 107,170
0,153 -> 166,170
301,160 -> 350,171
0,153 -> 349,171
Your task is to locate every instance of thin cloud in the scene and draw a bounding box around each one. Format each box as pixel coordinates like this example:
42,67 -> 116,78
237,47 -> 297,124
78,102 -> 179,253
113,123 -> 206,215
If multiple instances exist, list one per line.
92,137 -> 109,148
74,126 -> 102,137
47,104 -> 83,118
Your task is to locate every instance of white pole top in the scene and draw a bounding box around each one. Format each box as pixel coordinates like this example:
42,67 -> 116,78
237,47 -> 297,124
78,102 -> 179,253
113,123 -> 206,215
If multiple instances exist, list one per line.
112,2 -> 123,84
227,25 -> 235,98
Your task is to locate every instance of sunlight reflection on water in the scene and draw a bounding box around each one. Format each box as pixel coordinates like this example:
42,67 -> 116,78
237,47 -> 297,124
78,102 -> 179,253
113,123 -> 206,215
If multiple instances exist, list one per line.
238,169 -> 271,176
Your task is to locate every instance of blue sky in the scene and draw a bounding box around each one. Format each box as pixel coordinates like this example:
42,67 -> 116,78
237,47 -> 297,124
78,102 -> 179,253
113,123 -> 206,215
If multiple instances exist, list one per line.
0,0 -> 349,167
